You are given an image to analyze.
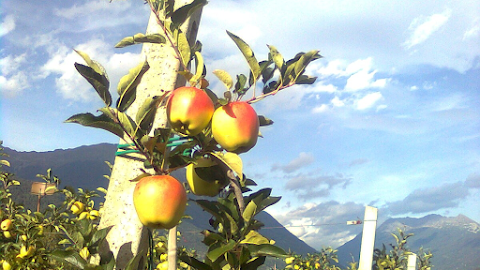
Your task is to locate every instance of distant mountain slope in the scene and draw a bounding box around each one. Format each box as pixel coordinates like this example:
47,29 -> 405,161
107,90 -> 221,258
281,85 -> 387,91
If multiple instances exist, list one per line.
4,143 -> 317,259
337,214 -> 480,270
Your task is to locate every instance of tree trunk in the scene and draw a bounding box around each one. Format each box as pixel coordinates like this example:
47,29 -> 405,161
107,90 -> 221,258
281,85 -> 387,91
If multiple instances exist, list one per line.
98,2 -> 202,269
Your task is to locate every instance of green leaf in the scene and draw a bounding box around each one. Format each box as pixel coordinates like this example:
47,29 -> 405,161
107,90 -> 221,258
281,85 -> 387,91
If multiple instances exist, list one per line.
242,256 -> 266,270
171,0 -> 207,28
135,95 -> 162,133
191,51 -> 204,85
117,60 -> 150,112
174,29 -> 191,69
65,112 -> 123,138
240,230 -> 270,245
0,160 -> 10,167
210,152 -> 243,181
115,33 -> 166,48
179,255 -> 212,270
207,240 -> 236,261
246,244 -> 287,258
268,45 -> 285,70
213,69 -> 233,90
295,75 -> 317,85
242,197 -> 259,222
258,115 -> 274,126
234,74 -> 247,93
75,50 -> 106,75
196,200 -> 222,220
226,31 -> 261,81
90,226 -> 113,247
74,63 -> 111,106
49,250 -> 88,269
294,50 -> 321,79
124,249 -> 146,270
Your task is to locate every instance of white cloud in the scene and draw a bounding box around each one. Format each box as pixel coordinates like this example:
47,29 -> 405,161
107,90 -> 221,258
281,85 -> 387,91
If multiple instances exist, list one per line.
41,39 -> 141,101
271,152 -> 315,173
312,104 -> 329,114
0,54 -> 29,96
463,23 -> 480,41
0,14 -> 15,36
54,1 -> 129,18
402,9 -> 452,49
0,54 -> 27,76
0,72 -> 29,96
356,92 -> 383,110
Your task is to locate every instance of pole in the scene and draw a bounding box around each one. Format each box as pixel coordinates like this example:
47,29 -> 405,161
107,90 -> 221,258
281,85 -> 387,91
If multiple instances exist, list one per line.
358,206 -> 378,270
98,2 -> 203,269
407,254 -> 417,270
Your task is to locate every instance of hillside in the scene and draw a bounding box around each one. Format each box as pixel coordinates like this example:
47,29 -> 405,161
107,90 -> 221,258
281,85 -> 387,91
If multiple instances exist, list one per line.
336,214 -> 480,270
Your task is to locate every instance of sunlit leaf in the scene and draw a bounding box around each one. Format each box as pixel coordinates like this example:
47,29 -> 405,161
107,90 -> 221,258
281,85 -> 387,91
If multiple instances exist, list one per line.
175,29 -> 191,69
240,231 -> 270,245
226,31 -> 261,81
293,50 -> 321,79
190,51 -> 204,85
115,33 -> 166,48
207,240 -> 236,261
213,69 -> 233,90
0,160 -> 10,167
74,50 -> 105,75
210,152 -> 243,181
117,60 -> 150,112
267,45 -> 285,70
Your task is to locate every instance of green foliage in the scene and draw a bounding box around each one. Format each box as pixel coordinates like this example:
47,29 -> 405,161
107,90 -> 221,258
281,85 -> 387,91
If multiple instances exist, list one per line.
373,228 -> 433,270
179,182 -> 286,270
283,248 -> 342,270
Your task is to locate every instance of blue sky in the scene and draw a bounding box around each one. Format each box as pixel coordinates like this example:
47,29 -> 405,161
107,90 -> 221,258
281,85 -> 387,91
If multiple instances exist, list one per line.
1,0 -> 479,249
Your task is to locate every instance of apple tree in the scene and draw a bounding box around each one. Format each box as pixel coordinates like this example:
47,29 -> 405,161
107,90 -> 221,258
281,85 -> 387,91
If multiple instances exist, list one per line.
64,0 -> 321,269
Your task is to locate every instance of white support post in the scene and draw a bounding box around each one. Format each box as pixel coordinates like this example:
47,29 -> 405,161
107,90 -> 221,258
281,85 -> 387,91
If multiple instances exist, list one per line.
358,206 -> 378,270
407,253 -> 417,270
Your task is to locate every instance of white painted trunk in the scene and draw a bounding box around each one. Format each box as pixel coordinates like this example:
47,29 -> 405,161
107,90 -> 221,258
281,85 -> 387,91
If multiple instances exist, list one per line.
98,2 -> 202,269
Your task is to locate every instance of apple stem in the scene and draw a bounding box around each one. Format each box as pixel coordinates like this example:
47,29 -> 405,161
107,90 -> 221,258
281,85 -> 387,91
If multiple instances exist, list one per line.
228,170 -> 245,215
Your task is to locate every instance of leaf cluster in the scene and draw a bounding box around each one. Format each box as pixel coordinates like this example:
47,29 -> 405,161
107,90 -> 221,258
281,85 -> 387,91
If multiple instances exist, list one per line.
179,186 -> 286,270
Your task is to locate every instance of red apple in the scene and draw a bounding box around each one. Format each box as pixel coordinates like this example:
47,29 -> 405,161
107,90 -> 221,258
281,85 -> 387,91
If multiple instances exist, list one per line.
166,86 -> 214,136
133,175 -> 187,229
211,101 -> 259,153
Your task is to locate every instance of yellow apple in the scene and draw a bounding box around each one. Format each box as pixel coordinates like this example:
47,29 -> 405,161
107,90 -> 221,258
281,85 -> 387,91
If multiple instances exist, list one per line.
2,260 -> 12,270
70,201 -> 85,215
1,219 -> 12,231
166,86 -> 214,136
186,158 -> 227,197
133,175 -> 187,229
211,101 -> 259,153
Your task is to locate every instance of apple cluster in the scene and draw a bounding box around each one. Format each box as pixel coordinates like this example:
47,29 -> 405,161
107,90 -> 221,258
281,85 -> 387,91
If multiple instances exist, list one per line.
133,86 -> 261,229
166,86 -> 260,154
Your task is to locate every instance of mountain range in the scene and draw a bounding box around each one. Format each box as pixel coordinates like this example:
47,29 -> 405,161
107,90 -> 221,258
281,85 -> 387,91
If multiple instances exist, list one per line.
3,143 -> 480,269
